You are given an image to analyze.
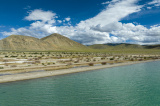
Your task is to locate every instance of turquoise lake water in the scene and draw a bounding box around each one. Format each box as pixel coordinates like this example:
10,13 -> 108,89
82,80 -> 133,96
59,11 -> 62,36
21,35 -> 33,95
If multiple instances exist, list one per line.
0,61 -> 160,106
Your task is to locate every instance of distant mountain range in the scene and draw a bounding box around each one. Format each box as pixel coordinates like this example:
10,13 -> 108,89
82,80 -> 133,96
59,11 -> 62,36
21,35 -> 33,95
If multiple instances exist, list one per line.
0,33 -> 88,51
88,43 -> 160,50
0,33 -> 160,51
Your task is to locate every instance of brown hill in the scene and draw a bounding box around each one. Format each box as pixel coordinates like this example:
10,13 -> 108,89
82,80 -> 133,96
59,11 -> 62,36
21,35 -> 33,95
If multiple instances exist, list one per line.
0,33 -> 88,51
41,33 -> 87,50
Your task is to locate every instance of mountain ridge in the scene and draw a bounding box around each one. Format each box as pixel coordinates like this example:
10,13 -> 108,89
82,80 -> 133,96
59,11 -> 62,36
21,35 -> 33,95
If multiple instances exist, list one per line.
1,34 -> 160,51
0,33 -> 88,51
88,43 -> 160,49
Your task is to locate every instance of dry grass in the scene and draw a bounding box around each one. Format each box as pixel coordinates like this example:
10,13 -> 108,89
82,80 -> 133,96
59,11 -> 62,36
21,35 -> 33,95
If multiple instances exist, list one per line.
0,51 -> 160,75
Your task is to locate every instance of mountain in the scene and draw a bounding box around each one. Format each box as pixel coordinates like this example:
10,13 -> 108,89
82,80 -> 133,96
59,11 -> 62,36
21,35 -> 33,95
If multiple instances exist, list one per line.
114,43 -> 144,49
88,44 -> 111,49
145,45 -> 160,49
89,43 -> 145,50
0,33 -> 88,51
41,33 -> 87,50
0,35 -> 52,51
1,34 -> 160,51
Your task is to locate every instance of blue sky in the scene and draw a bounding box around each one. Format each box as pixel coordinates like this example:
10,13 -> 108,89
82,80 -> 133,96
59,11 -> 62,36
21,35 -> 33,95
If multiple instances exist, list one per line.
1,0 -> 160,45
0,0 -> 107,27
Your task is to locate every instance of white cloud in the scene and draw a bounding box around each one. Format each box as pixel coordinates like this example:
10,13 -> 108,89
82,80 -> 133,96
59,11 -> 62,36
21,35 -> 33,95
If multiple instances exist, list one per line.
2,0 -> 160,45
146,0 -> 160,9
57,20 -> 62,23
147,7 -> 152,9
65,17 -> 71,21
91,22 -> 123,32
77,0 -> 143,32
25,9 -> 57,22
111,23 -> 160,44
102,1 -> 110,4
148,0 -> 160,6
102,0 -> 121,5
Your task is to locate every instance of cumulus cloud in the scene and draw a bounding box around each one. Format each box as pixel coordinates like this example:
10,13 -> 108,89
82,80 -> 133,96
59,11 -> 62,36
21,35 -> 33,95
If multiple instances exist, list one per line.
25,9 -> 57,22
3,9 -> 61,38
111,23 -> 160,44
2,0 -> 160,45
69,0 -> 144,44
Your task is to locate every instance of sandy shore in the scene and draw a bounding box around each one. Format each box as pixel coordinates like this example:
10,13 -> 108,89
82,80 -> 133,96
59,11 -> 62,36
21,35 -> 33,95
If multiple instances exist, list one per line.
0,60 -> 159,83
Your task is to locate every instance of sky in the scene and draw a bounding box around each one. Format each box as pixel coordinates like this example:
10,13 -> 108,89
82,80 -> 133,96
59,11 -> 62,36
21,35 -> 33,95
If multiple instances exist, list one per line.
0,0 -> 160,45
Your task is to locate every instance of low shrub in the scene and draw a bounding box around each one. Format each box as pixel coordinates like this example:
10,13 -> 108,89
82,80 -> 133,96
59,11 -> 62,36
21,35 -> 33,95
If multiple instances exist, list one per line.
110,58 -> 114,60
101,62 -> 107,65
88,63 -> 94,66
10,65 -> 17,67
66,63 -> 72,66
0,67 -> 4,69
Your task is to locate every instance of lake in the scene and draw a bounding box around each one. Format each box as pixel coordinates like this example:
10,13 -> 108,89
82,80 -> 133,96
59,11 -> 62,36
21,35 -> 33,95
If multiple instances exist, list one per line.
0,61 -> 160,106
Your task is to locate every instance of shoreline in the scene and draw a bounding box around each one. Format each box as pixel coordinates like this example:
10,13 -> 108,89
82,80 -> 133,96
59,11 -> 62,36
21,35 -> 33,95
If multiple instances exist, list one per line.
0,59 -> 159,83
